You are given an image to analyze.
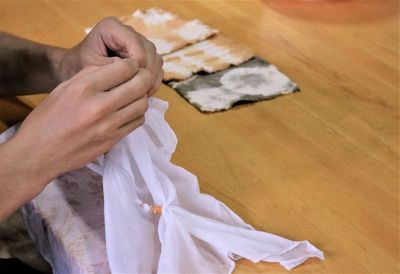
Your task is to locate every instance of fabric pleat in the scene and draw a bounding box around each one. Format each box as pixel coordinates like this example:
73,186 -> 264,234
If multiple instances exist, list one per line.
96,98 -> 324,273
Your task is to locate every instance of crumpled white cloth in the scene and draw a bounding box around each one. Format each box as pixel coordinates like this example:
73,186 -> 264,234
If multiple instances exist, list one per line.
87,97 -> 324,273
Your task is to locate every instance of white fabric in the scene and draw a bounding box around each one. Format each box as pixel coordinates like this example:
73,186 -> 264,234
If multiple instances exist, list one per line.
88,98 -> 324,273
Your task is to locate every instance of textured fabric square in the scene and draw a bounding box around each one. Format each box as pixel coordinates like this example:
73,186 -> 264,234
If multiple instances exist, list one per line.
168,56 -> 300,112
162,35 -> 254,81
85,8 -> 218,55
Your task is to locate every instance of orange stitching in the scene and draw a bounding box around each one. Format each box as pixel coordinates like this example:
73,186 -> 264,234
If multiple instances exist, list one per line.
138,202 -> 163,215
150,205 -> 163,215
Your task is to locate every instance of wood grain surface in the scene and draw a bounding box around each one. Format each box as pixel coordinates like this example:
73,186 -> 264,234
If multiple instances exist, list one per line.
0,1 -> 398,273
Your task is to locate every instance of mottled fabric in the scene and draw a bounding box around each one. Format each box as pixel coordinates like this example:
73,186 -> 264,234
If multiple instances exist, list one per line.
163,35 -> 254,81
21,168 -> 110,274
0,210 -> 51,274
86,8 -> 218,55
169,56 -> 300,112
0,125 -> 110,274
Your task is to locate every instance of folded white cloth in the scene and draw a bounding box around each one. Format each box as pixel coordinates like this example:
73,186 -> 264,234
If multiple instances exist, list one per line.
0,98 -> 323,273
88,97 -> 324,273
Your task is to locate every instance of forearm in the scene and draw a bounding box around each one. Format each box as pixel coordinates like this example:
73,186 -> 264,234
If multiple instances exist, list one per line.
0,32 -> 78,96
0,137 -> 54,221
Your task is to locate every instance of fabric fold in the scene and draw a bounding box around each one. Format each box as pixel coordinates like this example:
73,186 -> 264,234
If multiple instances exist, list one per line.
95,97 -> 324,273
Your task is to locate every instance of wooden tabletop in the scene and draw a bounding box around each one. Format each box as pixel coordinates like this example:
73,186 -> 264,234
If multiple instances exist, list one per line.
1,1 -> 399,273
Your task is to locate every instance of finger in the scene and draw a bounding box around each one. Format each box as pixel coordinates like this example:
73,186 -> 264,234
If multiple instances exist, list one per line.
99,68 -> 152,111
148,52 -> 162,81
98,17 -> 147,67
108,95 -> 148,129
55,65 -> 102,91
140,35 -> 157,70
148,53 -> 163,85
147,69 -> 164,97
88,55 -> 122,66
133,32 -> 158,73
124,24 -> 135,33
113,115 -> 146,140
75,58 -> 139,92
144,51 -> 163,97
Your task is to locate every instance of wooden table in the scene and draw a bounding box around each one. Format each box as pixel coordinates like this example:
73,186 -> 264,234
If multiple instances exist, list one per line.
1,1 -> 398,273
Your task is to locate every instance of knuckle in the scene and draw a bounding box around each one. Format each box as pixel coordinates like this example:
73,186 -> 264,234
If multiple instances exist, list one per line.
139,115 -> 146,125
132,98 -> 148,117
125,58 -> 139,71
140,98 -> 149,114
99,16 -> 120,27
71,81 -> 92,94
137,55 -> 147,68
160,69 -> 164,80
136,115 -> 145,127
132,69 -> 152,95
147,40 -> 157,53
86,104 -> 105,121
139,69 -> 152,91
148,78 -> 161,96
120,59 -> 139,75
157,55 -> 164,67
94,124 -> 112,140
124,24 -> 136,32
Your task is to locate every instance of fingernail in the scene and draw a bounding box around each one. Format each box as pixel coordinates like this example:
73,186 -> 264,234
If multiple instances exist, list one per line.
112,56 -> 122,63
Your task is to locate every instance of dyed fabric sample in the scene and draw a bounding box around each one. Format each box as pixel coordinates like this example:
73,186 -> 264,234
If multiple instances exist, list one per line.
119,8 -> 218,55
168,57 -> 300,112
163,35 -> 254,81
85,9 -> 217,55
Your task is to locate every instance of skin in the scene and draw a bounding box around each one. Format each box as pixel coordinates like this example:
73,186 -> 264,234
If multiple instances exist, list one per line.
0,17 -> 164,221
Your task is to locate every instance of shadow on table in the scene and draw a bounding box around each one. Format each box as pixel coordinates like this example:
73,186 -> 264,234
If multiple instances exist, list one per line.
262,0 -> 399,23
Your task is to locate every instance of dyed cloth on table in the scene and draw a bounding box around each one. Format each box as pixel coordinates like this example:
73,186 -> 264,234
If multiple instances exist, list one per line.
163,35 -> 254,81
86,8 -> 218,55
169,56 -> 300,112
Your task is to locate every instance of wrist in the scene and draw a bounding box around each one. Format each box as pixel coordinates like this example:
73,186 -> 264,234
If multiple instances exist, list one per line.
46,46 -> 81,83
0,136 -> 55,195
0,138 -> 55,221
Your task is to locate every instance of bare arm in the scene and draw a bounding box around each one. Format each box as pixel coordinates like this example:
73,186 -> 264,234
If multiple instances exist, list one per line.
0,32 -> 73,96
0,17 -> 162,97
0,59 -> 150,220
0,18 -> 163,221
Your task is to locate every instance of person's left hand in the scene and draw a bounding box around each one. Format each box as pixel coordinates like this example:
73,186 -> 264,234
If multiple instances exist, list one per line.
60,17 -> 163,96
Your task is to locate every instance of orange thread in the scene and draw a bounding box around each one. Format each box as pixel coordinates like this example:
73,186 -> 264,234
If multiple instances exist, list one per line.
138,202 -> 163,215
150,205 -> 163,215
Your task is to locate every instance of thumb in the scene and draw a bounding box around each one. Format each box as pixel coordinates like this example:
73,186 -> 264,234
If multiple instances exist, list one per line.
86,55 -> 122,66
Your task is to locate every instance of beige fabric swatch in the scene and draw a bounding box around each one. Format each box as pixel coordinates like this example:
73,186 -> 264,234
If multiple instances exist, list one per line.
163,35 -> 255,81
119,8 -> 218,55
85,8 -> 254,81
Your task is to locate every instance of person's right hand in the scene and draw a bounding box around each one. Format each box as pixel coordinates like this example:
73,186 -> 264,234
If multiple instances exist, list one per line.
60,17 -> 163,97
9,58 -> 151,190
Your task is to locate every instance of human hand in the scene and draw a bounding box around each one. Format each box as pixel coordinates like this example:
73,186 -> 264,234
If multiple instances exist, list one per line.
10,58 -> 151,188
61,17 -> 163,96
